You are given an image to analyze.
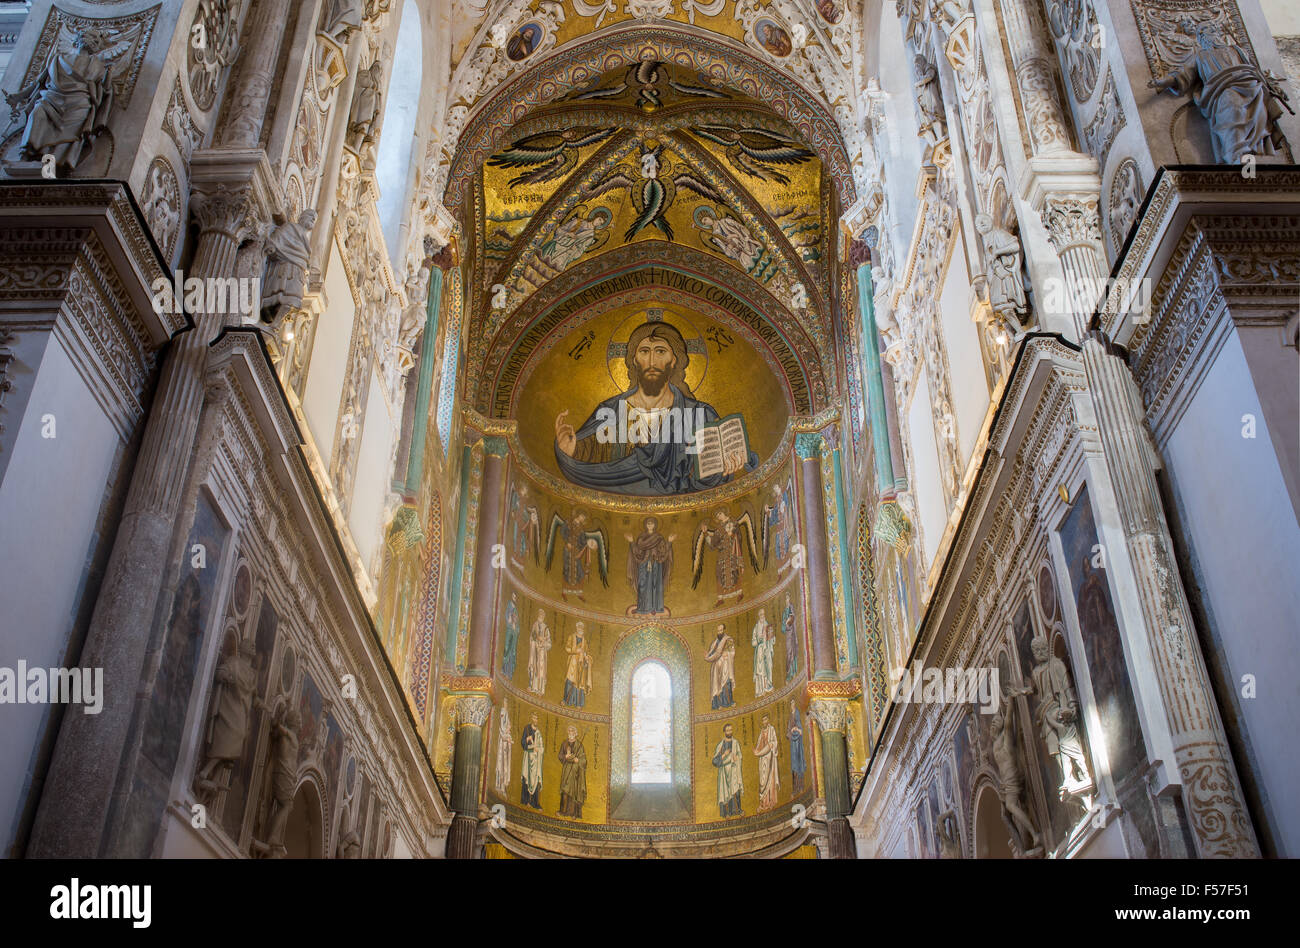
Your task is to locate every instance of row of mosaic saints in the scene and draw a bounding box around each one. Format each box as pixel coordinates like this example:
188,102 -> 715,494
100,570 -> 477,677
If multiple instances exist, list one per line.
492,693 -> 810,822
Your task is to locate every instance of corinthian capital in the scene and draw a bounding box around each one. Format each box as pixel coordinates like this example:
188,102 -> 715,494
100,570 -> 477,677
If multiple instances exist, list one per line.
1040,194 -> 1103,254
810,698 -> 849,734
454,695 -> 492,729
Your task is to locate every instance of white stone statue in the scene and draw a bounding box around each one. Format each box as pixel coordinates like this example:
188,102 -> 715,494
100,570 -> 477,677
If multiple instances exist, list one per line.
1149,23 -> 1292,164
195,636 -> 259,795
256,702 -> 301,857
347,60 -> 384,153
260,210 -> 317,324
7,28 -> 121,171
937,808 -> 962,858
912,53 -> 947,143
1027,636 -> 1094,811
990,697 -> 1041,852
975,214 -> 1028,325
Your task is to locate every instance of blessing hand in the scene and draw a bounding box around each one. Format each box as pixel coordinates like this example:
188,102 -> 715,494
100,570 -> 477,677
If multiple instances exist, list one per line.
555,409 -> 576,456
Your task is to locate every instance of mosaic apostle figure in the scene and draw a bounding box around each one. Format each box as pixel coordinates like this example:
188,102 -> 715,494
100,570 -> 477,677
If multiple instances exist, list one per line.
502,592 -> 520,679
520,712 -> 544,808
781,593 -> 798,682
527,610 -> 552,695
563,622 -> 593,708
754,714 -> 780,811
626,516 -> 674,616
712,723 -> 744,817
557,725 -> 588,818
553,321 -> 757,496
762,482 -> 796,569
509,483 -> 540,567
705,624 -> 736,709
788,701 -> 806,792
495,703 -> 514,795
751,609 -> 776,697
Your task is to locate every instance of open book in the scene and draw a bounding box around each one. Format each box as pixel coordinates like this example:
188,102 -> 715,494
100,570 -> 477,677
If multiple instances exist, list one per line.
694,414 -> 750,479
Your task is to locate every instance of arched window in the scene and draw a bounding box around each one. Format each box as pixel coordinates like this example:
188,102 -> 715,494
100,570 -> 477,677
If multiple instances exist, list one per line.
374,0 -> 423,261
630,661 -> 672,784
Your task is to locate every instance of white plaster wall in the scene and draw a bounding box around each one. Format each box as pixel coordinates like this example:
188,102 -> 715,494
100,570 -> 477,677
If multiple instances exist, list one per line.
349,370 -> 397,574
376,0 -> 424,262
938,250 -> 989,466
1260,0 -> 1300,34
907,367 -> 947,568
302,240 -> 358,468
1162,334 -> 1300,857
0,338 -> 120,851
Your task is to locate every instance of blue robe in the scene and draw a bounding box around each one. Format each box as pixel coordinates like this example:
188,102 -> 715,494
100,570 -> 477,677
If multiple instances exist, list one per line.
555,384 -> 758,495
789,708 -> 806,788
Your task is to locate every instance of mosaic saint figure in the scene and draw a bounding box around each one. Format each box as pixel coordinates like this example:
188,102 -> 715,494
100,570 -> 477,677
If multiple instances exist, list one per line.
545,509 -> 609,601
705,624 -> 736,709
751,609 -> 776,697
788,702 -> 806,792
712,723 -> 744,817
520,712 -> 544,808
527,610 -> 552,695
692,508 -> 761,606
509,483 -> 540,567
502,592 -> 520,679
494,703 -> 513,795
762,481 -> 796,569
781,593 -> 798,682
626,516 -> 675,616
557,725 -> 588,818
554,321 -> 756,496
563,622 -> 593,708
754,714 -> 780,811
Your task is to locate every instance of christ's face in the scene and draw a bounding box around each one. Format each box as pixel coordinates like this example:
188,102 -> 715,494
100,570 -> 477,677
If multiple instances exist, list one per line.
634,336 -> 676,395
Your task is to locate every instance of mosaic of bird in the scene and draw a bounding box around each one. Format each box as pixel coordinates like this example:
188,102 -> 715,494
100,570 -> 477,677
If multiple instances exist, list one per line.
583,143 -> 726,242
692,125 -> 816,186
486,126 -> 617,188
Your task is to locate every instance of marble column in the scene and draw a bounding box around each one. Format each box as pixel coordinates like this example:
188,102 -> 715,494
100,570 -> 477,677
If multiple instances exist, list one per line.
446,695 -> 491,859
1042,194 -> 1109,336
467,437 -> 508,677
1080,331 -> 1260,858
811,699 -> 856,859
856,265 -> 895,495
795,433 -> 837,678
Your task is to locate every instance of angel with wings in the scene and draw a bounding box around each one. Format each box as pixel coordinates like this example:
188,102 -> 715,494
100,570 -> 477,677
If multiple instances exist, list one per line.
583,142 -> 726,242
692,507 -> 762,606
544,508 -> 610,602
8,27 -> 134,172
761,477 -> 797,572
509,482 -> 540,569
486,126 -> 617,188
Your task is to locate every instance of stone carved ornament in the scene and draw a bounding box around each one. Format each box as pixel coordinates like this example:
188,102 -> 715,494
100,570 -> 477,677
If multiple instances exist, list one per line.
4,26 -> 139,172
1148,21 -> 1292,164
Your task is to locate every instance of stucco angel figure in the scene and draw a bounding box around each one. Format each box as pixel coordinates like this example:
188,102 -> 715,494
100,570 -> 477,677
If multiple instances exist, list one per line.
1148,22 -> 1292,164
7,28 -> 130,171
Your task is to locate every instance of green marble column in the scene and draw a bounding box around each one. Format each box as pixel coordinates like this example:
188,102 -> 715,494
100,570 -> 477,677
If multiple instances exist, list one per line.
446,695 -> 491,859
812,699 -> 856,859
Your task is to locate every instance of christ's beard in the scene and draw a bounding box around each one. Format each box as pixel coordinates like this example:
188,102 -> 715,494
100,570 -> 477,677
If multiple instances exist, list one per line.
638,368 -> 668,396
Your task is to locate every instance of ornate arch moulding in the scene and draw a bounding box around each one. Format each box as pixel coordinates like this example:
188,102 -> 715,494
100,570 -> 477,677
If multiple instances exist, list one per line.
473,248 -> 830,414
443,25 -> 857,216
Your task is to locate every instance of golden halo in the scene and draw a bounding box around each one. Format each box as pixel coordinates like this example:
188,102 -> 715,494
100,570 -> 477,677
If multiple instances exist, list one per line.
605,307 -> 709,394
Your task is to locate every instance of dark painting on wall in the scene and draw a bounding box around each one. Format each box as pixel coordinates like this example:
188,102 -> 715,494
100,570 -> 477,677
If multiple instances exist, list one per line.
1058,484 -> 1147,783
142,491 -> 230,775
219,595 -> 278,841
953,711 -> 974,811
